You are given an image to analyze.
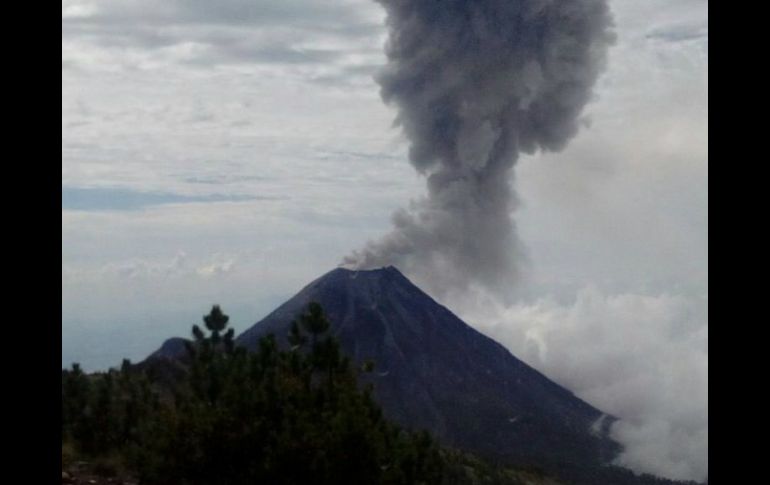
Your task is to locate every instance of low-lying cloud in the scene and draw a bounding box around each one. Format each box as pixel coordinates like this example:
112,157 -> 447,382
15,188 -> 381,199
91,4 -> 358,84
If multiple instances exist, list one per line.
456,287 -> 707,482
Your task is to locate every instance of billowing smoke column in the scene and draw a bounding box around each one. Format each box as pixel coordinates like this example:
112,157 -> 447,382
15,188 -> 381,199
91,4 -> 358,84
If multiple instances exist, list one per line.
344,0 -> 614,299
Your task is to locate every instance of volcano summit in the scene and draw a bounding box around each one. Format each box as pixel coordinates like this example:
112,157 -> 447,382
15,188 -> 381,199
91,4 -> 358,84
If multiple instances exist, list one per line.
234,266 -> 620,470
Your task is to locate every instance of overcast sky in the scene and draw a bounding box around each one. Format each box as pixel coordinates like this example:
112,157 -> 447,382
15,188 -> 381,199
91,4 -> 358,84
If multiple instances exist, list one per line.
62,0 -> 707,481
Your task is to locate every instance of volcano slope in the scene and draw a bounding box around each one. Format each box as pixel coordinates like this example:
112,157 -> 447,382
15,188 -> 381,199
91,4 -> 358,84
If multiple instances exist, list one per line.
235,266 -> 620,472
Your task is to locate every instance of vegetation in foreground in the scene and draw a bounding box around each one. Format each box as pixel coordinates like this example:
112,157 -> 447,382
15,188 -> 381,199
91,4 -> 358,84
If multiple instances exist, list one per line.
61,303 -> 700,485
62,303 -> 522,484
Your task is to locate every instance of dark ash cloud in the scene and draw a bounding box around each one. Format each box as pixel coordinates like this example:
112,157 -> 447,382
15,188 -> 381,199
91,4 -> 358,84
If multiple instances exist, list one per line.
344,0 -> 615,301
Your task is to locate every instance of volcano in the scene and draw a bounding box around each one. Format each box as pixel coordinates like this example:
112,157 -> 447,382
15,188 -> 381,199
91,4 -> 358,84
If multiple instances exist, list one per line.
231,266 -> 620,470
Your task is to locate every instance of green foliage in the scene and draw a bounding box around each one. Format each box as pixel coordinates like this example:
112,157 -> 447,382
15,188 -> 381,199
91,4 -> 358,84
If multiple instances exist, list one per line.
203,304 -> 228,332
61,303 -> 707,485
62,303 -> 446,485
299,301 -> 330,339
62,357 -> 161,458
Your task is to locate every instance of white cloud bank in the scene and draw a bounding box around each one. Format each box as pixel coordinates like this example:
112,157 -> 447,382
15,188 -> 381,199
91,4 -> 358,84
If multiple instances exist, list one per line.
453,286 -> 707,482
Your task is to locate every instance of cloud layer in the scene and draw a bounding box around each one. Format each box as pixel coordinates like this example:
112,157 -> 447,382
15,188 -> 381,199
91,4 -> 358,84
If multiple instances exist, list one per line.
456,287 -> 707,482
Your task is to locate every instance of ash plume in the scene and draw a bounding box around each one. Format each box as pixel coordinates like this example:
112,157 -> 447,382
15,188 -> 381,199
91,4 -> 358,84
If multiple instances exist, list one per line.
344,0 -> 615,299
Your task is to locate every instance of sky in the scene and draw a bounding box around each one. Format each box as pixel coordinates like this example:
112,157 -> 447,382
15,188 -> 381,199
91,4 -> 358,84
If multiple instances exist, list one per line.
62,0 -> 707,481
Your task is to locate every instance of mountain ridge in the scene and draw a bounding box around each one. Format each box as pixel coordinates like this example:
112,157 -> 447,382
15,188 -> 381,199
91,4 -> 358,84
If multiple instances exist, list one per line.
230,266 -> 620,469
142,266 -> 709,484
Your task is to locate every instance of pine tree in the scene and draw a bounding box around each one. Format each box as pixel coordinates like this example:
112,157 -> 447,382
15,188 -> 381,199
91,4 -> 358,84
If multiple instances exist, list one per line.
62,363 -> 91,442
300,301 -> 330,347
203,304 -> 229,345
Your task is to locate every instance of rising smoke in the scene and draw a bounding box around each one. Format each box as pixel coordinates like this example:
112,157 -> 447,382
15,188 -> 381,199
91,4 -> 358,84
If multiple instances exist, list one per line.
343,0 -> 615,300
